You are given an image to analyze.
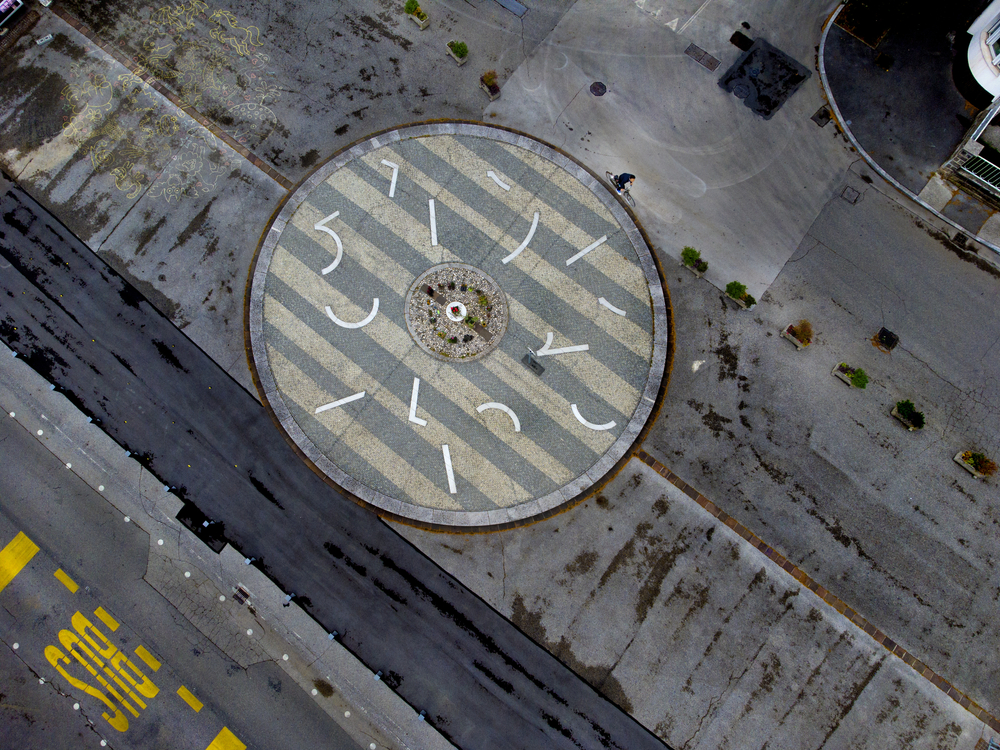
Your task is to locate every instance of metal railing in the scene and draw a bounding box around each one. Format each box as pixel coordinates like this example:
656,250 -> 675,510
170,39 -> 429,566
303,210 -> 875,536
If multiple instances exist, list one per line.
961,153 -> 1000,191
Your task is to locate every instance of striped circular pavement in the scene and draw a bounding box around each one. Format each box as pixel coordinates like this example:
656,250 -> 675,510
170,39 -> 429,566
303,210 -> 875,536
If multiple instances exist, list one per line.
247,123 -> 670,528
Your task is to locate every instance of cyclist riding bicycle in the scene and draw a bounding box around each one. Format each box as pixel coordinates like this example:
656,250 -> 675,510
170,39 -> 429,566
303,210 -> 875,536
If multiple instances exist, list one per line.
615,173 -> 635,194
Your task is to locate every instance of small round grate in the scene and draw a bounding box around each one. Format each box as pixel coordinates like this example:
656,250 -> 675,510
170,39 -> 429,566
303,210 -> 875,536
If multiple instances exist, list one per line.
590,81 -> 607,96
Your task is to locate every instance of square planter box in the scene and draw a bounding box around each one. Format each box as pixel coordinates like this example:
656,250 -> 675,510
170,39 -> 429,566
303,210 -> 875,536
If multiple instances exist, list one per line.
726,293 -> 754,310
890,405 -> 922,431
409,13 -> 429,29
781,325 -> 809,350
953,452 -> 987,479
480,81 -> 500,101
681,262 -> 704,278
447,43 -> 468,65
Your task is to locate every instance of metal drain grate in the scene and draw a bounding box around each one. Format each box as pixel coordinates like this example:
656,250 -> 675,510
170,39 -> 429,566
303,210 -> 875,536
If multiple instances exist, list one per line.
684,43 -> 721,72
590,81 -> 607,96
841,186 -> 860,204
233,585 -> 251,605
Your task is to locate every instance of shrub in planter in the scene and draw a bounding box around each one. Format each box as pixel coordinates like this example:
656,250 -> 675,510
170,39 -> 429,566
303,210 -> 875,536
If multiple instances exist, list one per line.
695,259 -> 708,273
482,69 -> 497,86
894,399 -> 925,429
404,0 -> 419,12
788,319 -> 813,345
834,362 -> 868,388
448,40 -> 468,58
962,451 -> 997,476
725,281 -> 756,307
681,246 -> 700,267
480,69 -> 501,99
725,280 -> 746,298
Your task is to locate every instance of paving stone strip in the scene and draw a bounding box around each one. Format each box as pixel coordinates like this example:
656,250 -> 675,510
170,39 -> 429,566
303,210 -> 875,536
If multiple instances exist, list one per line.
634,448 -> 1000,734
48,5 -> 294,190
0,340 -> 456,750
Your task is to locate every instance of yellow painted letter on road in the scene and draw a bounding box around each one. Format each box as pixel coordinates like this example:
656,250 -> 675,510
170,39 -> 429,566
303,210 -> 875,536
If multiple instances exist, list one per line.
46,645 -> 129,732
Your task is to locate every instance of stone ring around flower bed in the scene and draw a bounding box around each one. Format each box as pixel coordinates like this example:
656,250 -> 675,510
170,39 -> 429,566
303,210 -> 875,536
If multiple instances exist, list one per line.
403,263 -> 509,363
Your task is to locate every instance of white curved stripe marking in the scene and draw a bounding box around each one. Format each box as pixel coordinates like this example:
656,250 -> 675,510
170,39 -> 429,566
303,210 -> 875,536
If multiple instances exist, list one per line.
429,199 -> 438,246
486,170 -> 511,191
409,377 -> 428,426
598,297 -> 627,316
315,391 -> 366,413
442,444 -> 457,494
314,211 -> 343,274
536,331 -> 589,356
571,404 -> 616,431
477,402 -> 521,432
502,212 -> 539,264
566,235 -> 608,266
325,299 -> 379,329
380,159 -> 399,198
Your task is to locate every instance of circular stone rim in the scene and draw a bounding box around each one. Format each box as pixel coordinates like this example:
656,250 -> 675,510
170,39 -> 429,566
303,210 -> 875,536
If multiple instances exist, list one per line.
246,121 -> 670,530
403,262 -> 509,364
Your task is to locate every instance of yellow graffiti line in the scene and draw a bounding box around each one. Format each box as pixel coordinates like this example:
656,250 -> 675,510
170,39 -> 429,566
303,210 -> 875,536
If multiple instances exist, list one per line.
134,646 -> 161,672
93,606 -> 120,632
177,685 -> 204,712
206,727 -> 246,750
0,532 -> 39,593
54,568 -> 79,594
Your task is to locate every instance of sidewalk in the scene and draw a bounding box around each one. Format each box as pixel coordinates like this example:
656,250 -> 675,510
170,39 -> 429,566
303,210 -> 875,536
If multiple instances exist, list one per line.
821,0 -> 1000,254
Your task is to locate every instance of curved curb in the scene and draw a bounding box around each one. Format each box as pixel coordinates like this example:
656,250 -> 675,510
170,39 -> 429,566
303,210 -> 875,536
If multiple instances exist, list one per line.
245,121 -> 672,531
818,3 -> 1000,260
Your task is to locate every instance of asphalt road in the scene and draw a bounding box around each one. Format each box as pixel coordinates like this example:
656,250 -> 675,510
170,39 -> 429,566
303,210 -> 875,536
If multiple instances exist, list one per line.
0,413 -> 361,750
0,183 -> 669,749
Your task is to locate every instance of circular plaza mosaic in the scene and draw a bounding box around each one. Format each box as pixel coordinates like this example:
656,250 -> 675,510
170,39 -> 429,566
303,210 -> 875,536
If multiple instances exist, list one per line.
404,264 -> 508,363
246,123 -> 670,528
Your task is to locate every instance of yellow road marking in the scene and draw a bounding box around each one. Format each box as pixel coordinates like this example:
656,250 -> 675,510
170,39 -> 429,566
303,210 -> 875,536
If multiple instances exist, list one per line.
134,645 -> 161,672
54,568 -> 79,593
205,727 -> 245,750
0,532 -> 39,593
177,685 -> 203,713
93,606 -> 119,632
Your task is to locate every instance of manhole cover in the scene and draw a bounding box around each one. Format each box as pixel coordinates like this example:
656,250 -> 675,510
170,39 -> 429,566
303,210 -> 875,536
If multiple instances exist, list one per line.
404,263 -> 509,363
733,83 -> 751,99
590,81 -> 607,96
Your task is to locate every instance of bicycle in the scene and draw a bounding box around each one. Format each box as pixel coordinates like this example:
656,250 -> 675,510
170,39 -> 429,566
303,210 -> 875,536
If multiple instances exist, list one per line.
606,172 -> 635,207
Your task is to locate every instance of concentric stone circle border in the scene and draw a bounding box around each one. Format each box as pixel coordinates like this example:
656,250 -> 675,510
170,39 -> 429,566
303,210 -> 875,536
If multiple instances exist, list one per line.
403,262 -> 509,364
246,121 -> 671,530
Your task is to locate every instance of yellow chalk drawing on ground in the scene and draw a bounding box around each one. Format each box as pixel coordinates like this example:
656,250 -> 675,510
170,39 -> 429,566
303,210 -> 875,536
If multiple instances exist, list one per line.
57,2 -> 277,202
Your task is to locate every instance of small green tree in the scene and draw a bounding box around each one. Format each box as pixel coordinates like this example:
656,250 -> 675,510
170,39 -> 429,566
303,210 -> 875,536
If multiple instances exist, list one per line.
850,368 -> 868,389
895,400 -> 925,428
681,246 -> 700,267
404,0 -> 419,13
450,41 -> 468,58
725,281 -> 747,300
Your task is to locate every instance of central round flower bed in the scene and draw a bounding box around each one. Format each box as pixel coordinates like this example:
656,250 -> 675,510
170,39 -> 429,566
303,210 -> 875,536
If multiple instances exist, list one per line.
403,263 -> 508,362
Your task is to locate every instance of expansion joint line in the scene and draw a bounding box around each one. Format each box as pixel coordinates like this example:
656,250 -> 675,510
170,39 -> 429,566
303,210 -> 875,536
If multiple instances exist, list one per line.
633,448 -> 1000,733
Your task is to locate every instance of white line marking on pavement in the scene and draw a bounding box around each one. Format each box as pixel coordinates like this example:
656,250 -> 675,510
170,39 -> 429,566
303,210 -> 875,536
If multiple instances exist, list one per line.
325,299 -> 379,329
571,404 -> 616,431
409,377 -> 428,426
316,391 -> 366,413
429,199 -> 438,246
502,212 -> 539,264
314,211 -> 343,274
486,171 -> 511,191
566,235 -> 607,266
380,159 -> 399,198
598,297 -> 626,316
536,331 -> 589,356
442,444 -> 457,494
679,0 -> 714,33
476,402 -> 521,432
